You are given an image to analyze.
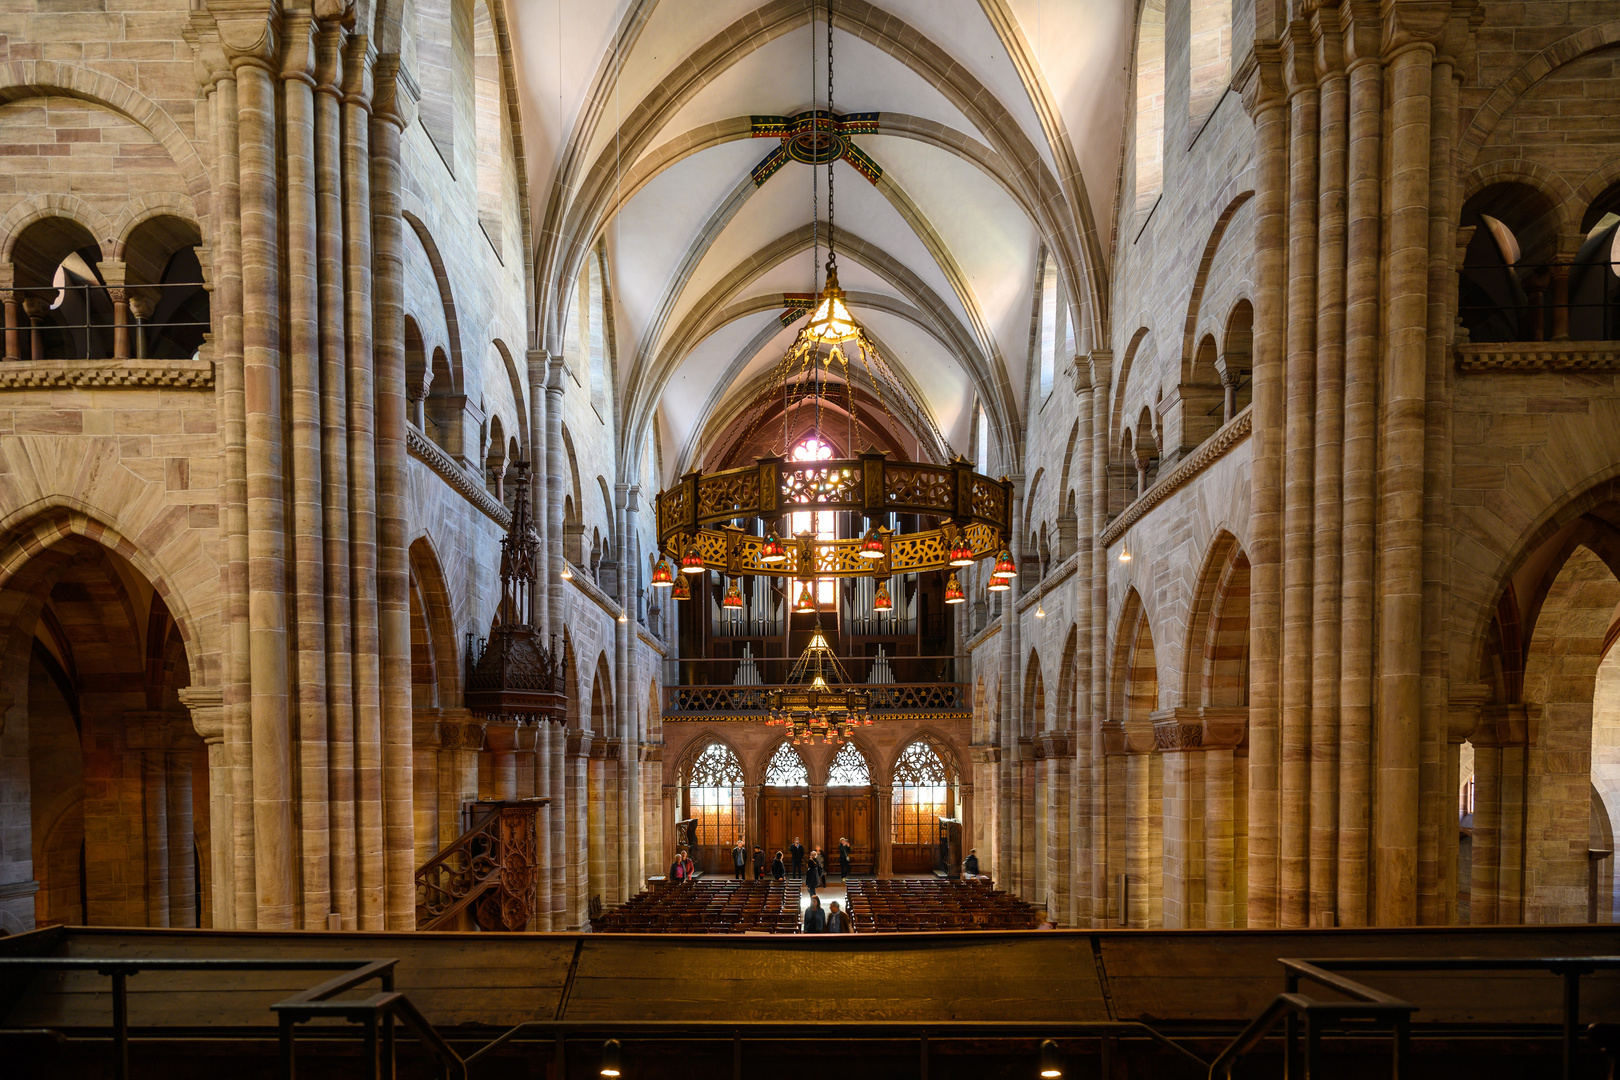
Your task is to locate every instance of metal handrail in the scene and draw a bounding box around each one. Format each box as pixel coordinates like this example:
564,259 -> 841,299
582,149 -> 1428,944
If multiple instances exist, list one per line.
0,956 -> 395,1080
1211,954 -> 1620,1080
271,963 -> 467,1080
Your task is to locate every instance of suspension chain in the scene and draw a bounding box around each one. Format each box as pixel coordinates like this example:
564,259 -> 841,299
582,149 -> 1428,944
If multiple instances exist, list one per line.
826,0 -> 836,272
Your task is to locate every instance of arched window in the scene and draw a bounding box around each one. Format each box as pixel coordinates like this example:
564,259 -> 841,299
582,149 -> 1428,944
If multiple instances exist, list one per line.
1133,0 -> 1166,216
586,245 -> 610,417
683,742 -> 745,868
827,742 -> 871,787
891,739 -> 951,857
975,405 -> 990,474
1187,0 -> 1231,140
788,436 -> 838,606
415,0 -> 458,170
1035,247 -> 1063,399
765,742 -> 809,786
472,0 -> 506,258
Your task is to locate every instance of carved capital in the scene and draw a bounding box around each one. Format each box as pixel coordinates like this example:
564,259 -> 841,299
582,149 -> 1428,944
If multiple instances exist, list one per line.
340,32 -> 373,109
1381,0 -> 1449,56
1476,702 -> 1538,747
177,686 -> 224,742
209,0 -> 281,71
1282,22 -> 1318,93
1236,40 -> 1287,116
279,11 -> 316,85
1087,348 -> 1113,390
372,52 -> 416,130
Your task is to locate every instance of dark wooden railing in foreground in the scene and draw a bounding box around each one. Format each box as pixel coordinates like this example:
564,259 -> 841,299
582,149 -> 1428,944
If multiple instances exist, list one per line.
414,800 -> 541,932
1210,955 -> 1620,1080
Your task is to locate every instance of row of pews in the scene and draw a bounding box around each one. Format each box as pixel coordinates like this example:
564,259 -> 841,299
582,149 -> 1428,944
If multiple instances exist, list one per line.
844,878 -> 1044,931
592,880 -> 801,934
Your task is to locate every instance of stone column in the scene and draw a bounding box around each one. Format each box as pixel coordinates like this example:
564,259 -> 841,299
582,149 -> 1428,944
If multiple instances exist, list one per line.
228,27 -> 297,930
1374,19 -> 1437,929
662,783 -> 678,872
1205,746 -> 1236,928
108,288 -> 131,361
312,17 -> 356,932
371,55 -> 417,931
1,288 -> 19,362
435,713 -> 482,848
549,721 -> 566,923
141,744 -> 171,928
1088,350 -> 1112,926
341,33 -> 385,932
179,688 -> 231,929
545,354 -> 566,635
1336,5 -> 1383,929
875,785 -> 893,877
282,12 -> 333,931
531,722 -> 552,929
206,52 -> 256,931
613,482 -> 632,899
809,784 -> 827,855
486,722 -> 523,800
1418,20 -> 1464,927
1279,26 -> 1320,931
1240,41 -> 1289,928
165,747 -> 196,928
1072,370 -> 1094,927
1310,9 -> 1348,929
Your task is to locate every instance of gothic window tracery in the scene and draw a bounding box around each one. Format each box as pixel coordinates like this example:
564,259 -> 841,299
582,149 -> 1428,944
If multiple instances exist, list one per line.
827,742 -> 871,787
765,742 -> 810,786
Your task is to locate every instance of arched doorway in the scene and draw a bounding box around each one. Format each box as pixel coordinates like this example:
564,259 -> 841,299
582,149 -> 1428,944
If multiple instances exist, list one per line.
760,741 -> 809,867
825,741 -> 875,875
891,738 -> 956,873
681,741 -> 745,875
0,529 -> 201,933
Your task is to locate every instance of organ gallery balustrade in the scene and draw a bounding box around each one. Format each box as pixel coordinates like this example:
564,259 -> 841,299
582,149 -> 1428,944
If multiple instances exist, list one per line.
664,681 -> 970,718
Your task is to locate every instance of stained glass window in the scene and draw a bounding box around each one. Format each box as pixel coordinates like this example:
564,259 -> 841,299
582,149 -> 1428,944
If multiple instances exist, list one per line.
892,739 -> 949,846
827,741 -> 871,786
684,742 -> 744,850
765,742 -> 809,786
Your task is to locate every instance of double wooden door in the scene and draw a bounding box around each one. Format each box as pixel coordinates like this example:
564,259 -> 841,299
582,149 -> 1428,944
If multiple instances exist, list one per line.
825,789 -> 875,874
761,788 -> 809,865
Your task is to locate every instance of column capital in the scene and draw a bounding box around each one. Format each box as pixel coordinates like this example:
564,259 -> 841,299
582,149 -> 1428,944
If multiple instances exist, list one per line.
808,784 -> 827,797
279,10 -> 316,85
340,31 -> 374,110
211,0 -> 280,73
1236,40 -> 1287,117
1340,0 -> 1383,69
1380,0 -> 1452,57
546,351 -> 567,392
1068,355 -> 1091,393
372,52 -> 417,131
1086,348 -> 1113,389
177,686 -> 225,743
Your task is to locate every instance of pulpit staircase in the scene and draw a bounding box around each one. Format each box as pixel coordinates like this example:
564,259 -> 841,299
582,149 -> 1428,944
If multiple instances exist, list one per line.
413,799 -> 545,932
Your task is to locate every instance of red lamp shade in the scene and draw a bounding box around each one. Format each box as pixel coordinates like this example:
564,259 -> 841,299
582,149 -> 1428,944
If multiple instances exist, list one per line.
992,548 -> 1017,578
858,528 -> 886,560
948,536 -> 975,566
671,574 -> 691,601
721,578 -> 744,609
794,581 -> 817,612
760,532 -> 788,564
873,579 -> 893,611
944,573 -> 966,604
680,543 -> 706,574
650,558 -> 675,587
987,572 -> 1010,592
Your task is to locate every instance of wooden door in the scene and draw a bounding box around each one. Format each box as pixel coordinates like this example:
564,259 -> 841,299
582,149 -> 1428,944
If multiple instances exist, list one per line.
761,788 -> 809,865
824,789 -> 874,874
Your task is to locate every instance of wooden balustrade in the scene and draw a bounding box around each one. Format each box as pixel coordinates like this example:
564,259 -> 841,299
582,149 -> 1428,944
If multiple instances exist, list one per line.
414,800 -> 542,931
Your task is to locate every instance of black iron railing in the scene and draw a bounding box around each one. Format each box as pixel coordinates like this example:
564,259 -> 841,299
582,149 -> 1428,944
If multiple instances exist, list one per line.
4,280 -> 209,362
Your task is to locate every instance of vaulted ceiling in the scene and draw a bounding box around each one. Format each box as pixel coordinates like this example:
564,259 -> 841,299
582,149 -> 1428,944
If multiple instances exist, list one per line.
505,0 -> 1134,482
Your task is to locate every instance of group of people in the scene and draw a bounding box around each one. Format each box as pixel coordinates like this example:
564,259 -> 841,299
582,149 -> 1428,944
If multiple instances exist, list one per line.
801,895 -> 851,933
732,836 -> 854,890
669,849 -> 697,881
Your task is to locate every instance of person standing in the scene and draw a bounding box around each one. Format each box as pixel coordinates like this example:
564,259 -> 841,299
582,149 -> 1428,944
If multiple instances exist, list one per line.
790,837 -> 805,879
802,894 -> 826,933
732,840 -> 747,880
825,901 -> 851,933
669,850 -> 687,883
753,845 -> 765,880
837,837 -> 851,879
805,851 -> 822,897
771,851 -> 786,880
963,848 -> 980,877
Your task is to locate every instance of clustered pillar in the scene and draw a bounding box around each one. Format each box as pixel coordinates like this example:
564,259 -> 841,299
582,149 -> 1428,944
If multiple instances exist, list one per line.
196,7 -> 417,930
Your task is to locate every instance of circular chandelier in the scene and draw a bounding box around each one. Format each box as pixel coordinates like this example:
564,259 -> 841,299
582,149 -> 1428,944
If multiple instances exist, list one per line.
650,0 -> 1012,600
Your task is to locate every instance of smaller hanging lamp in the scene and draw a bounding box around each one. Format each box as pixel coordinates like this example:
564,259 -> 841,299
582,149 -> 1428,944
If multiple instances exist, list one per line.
858,527 -> 886,561
651,557 -> 674,587
944,573 -> 966,604
992,548 -> 1017,579
760,531 -> 788,564
873,578 -> 893,611
671,574 -> 691,601
987,570 -> 1010,593
948,534 -> 975,567
722,577 -> 744,609
1118,539 -> 1132,563
680,543 -> 706,574
794,581 -> 817,612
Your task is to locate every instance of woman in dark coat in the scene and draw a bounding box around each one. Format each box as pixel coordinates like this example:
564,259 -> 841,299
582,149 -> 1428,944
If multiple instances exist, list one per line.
771,851 -> 786,880
805,853 -> 822,896
837,837 -> 851,879
753,846 -> 766,879
802,895 -> 826,933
